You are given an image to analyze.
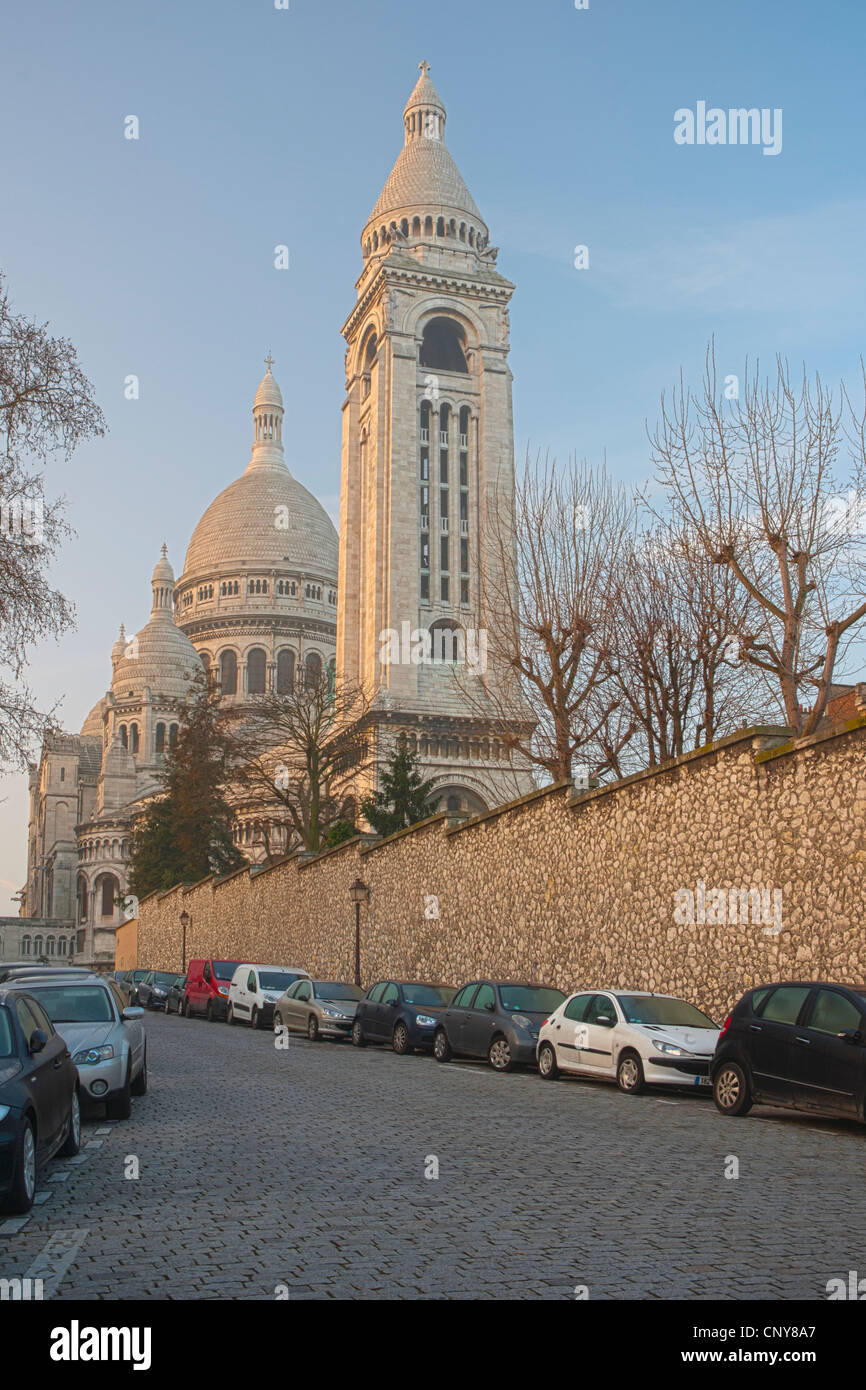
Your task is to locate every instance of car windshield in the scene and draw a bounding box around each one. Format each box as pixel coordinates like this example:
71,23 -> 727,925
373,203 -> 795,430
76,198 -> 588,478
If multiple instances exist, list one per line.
25,985 -> 115,1024
0,1008 -> 14,1057
616,995 -> 717,1028
212,961 -> 241,981
402,984 -> 455,1007
314,982 -> 364,1001
498,986 -> 566,1013
259,971 -> 303,991
152,973 -> 176,986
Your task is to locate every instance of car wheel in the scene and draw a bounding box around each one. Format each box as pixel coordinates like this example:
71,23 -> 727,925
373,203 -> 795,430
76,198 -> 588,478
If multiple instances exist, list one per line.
58,1089 -> 81,1157
0,1117 -> 37,1213
713,1061 -> 753,1117
205,1001 -> 215,1022
488,1035 -> 514,1072
273,1011 -> 284,1031
182,997 -> 192,1018
537,1042 -> 559,1080
392,1021 -> 410,1055
131,1046 -> 148,1096
616,1050 -> 645,1095
433,1028 -> 452,1062
106,1065 -> 133,1120
307,1015 -> 319,1042
351,1018 -> 366,1047
251,1007 -> 260,1030
227,1004 -> 235,1026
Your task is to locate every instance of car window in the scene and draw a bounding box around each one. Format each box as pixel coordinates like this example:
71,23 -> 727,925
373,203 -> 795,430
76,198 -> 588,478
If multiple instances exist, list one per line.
247,971 -> 257,992
749,987 -> 773,1014
382,983 -> 400,1005
107,981 -> 126,1015
26,998 -> 55,1037
452,984 -> 478,1009
203,964 -> 211,983
759,986 -> 811,1026
564,993 -> 593,1022
473,983 -> 496,1011
366,982 -> 385,1002
15,998 -> 42,1046
586,994 -> 617,1025
296,981 -> 311,1002
0,1007 -> 14,1058
806,990 -> 863,1036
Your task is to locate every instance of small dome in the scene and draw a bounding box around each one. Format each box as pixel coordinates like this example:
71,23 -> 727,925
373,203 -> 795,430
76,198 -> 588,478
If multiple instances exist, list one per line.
81,697 -> 106,737
151,543 -> 173,586
111,548 -> 203,700
254,365 -> 283,411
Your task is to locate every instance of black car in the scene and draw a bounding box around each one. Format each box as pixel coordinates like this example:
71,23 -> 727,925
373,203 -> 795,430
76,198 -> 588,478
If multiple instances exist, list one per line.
712,980 -> 866,1122
165,975 -> 187,1014
433,980 -> 567,1072
352,980 -> 456,1054
138,971 -> 183,1011
0,987 -> 80,1212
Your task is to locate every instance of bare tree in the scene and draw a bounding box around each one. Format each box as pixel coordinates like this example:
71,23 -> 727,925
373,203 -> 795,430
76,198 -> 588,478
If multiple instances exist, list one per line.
650,342 -> 866,735
224,673 -> 371,855
0,272 -> 105,767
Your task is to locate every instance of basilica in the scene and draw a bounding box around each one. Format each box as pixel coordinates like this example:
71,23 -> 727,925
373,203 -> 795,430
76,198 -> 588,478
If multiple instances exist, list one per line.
19,62 -> 532,965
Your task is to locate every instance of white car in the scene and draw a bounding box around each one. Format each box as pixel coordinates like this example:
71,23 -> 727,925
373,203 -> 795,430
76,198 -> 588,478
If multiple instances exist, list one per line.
536,989 -> 720,1094
226,964 -> 310,1030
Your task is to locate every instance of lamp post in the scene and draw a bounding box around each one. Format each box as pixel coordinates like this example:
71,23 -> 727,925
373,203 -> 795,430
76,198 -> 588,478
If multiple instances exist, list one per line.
348,878 -> 368,987
179,909 -> 189,973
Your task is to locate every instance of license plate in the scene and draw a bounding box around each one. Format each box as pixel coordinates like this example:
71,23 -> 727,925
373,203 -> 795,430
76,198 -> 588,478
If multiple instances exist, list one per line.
695,1075 -> 711,1086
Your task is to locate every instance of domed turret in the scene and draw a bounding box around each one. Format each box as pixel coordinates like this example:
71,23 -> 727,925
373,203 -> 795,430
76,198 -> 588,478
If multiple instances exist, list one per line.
111,547 -> 203,700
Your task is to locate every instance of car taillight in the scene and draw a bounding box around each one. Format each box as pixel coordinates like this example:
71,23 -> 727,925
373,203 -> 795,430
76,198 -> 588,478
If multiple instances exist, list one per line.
719,1014 -> 732,1039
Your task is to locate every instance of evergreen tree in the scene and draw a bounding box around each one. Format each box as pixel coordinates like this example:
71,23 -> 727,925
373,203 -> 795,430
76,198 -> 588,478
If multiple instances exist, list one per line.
128,680 -> 245,898
360,734 -> 439,837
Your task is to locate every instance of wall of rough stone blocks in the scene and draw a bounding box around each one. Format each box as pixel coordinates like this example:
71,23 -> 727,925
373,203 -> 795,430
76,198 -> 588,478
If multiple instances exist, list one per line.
136,719 -> 866,1021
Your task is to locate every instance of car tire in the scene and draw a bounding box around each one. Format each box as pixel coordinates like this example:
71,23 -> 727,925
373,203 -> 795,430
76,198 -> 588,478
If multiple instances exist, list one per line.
206,1001 -> 216,1022
182,997 -> 192,1018
537,1042 -> 559,1080
106,1065 -> 133,1120
433,1028 -> 452,1063
274,1011 -> 284,1031
58,1089 -> 81,1157
226,1004 -> 235,1025
392,1021 -> 410,1055
1,1117 -> 37,1214
616,1050 -> 645,1095
131,1046 -> 148,1096
351,1019 -> 366,1047
488,1035 -> 514,1073
251,1007 -> 260,1031
307,1015 -> 319,1042
713,1061 -> 753,1117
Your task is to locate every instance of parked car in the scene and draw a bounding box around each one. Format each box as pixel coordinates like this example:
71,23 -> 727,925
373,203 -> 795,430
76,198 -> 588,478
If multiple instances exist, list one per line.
0,987 -> 80,1212
352,980 -> 456,1053
0,966 -> 91,985
165,976 -> 187,1015
433,980 -> 567,1072
183,959 -> 244,1021
227,965 -> 310,1030
117,968 -> 150,1005
712,980 -> 866,1122
537,989 -> 720,1093
138,971 -> 184,1011
10,975 -> 146,1119
273,979 -> 364,1041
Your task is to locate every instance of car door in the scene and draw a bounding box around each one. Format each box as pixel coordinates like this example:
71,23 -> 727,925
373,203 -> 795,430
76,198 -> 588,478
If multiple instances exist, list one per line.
288,980 -> 311,1030
363,982 -> 386,1038
462,983 -> 498,1056
444,984 -> 478,1053
15,997 -> 66,1152
790,988 -> 865,1117
552,993 -> 594,1071
379,982 -> 400,1039
577,994 -> 619,1074
746,984 -> 813,1104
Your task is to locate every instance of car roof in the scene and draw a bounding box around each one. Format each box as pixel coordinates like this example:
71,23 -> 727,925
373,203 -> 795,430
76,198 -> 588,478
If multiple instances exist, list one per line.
4,973 -> 105,990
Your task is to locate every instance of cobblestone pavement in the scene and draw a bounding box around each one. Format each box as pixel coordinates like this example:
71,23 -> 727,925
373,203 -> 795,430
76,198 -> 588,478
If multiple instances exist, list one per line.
1,1009 -> 865,1300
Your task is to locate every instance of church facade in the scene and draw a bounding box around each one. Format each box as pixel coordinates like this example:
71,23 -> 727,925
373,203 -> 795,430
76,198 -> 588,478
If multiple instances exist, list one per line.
16,63 -> 531,967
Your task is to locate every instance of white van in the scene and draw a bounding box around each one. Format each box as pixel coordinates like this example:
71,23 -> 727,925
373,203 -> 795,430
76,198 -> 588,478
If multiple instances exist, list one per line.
226,964 -> 310,1030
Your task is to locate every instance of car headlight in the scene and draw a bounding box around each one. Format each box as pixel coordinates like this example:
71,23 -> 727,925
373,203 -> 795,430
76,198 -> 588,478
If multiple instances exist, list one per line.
153,989 -> 166,997
321,1006 -> 346,1018
652,1040 -> 692,1058
511,1014 -> 535,1030
74,1045 -> 115,1065
217,986 -> 229,996
0,1104 -> 11,1122
414,1014 -> 436,1027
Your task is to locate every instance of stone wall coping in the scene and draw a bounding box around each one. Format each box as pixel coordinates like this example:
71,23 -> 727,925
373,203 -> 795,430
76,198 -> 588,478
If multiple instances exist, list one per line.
358,812 -> 449,856
754,711 -> 866,764
443,779 -> 573,837
297,836 -> 363,870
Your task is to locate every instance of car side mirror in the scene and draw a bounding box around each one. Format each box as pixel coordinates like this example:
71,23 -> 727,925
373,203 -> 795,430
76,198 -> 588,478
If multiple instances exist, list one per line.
122,1007 -> 145,1021
841,1029 -> 862,1045
597,1016 -> 615,1028
485,1001 -> 496,1012
29,1028 -> 48,1054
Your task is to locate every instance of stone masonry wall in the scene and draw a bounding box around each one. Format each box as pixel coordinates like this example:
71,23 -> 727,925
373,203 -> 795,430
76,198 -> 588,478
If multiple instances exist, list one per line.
136,719 -> 866,1021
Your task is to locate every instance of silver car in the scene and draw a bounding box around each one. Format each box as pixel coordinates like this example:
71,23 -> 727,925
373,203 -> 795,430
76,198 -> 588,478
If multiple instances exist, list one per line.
273,979 -> 365,1041
14,974 -> 146,1118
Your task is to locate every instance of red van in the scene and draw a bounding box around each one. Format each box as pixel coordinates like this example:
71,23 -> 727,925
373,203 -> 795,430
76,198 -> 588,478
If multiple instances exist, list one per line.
183,959 -> 245,1021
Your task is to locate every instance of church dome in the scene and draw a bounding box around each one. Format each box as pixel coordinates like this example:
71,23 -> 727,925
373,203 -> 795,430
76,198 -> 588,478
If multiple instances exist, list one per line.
111,547 -> 203,699
81,697 -> 106,737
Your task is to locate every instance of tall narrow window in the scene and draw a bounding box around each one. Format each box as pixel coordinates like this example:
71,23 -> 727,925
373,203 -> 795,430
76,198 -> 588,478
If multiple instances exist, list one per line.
168,723 -> 179,750
276,648 -> 295,694
219,650 -> 237,695
305,651 -> 322,688
155,722 -> 165,753
247,647 -> 267,694
130,723 -> 139,754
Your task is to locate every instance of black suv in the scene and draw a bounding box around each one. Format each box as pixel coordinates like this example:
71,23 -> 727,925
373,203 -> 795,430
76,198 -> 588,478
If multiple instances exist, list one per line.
711,981 -> 866,1122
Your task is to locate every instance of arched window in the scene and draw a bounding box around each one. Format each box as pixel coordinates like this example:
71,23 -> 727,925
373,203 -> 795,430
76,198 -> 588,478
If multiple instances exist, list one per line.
420,317 -> 469,373
168,723 -> 179,750
33,936 -> 42,957
305,651 -> 322,688
276,648 -> 295,694
57,938 -> 66,956
219,650 -> 237,695
21,936 -> 31,956
100,875 -> 118,918
429,620 -> 465,662
130,723 -> 139,754
47,937 -> 55,956
247,647 -> 267,694
155,722 -> 165,753
119,724 -> 128,750
424,216 -> 433,235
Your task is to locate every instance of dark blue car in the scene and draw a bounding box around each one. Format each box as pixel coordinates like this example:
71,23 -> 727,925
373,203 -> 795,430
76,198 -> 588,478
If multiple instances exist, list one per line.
351,980 -> 456,1054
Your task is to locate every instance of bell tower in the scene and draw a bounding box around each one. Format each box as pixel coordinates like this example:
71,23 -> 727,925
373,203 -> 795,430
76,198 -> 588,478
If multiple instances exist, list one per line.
336,62 -> 533,816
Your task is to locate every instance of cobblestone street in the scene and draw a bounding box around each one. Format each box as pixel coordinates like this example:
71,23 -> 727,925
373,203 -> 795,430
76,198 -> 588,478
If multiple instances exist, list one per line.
2,1010 -> 865,1300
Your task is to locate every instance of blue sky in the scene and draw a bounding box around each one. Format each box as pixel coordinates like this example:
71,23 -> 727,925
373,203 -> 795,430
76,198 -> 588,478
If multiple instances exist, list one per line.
2,0 -> 865,909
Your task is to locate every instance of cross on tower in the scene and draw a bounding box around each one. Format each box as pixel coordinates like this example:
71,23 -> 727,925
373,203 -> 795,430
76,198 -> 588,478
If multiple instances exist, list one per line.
264,352 -> 274,372
419,60 -> 430,77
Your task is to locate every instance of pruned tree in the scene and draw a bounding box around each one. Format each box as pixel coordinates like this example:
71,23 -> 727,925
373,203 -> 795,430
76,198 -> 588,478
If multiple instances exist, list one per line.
0,272 -> 105,768
650,342 -> 866,735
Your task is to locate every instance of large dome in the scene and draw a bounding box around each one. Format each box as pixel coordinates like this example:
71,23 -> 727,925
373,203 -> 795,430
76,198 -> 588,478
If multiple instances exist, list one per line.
183,466 -> 337,580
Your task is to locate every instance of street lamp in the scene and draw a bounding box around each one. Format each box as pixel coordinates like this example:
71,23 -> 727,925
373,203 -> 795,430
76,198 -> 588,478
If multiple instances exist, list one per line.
348,878 -> 368,987
179,909 -> 189,973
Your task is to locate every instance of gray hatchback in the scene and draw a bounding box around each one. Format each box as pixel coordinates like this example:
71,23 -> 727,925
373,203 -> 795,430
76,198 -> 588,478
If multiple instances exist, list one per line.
433,980 -> 566,1072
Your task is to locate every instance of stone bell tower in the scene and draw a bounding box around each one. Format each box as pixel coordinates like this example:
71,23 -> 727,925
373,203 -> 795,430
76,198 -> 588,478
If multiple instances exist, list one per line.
336,62 -> 533,817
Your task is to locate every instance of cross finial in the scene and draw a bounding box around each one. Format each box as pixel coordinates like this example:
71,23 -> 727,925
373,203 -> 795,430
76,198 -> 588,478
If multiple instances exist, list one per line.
264,352 -> 274,372
160,542 -> 167,558
419,60 -> 430,77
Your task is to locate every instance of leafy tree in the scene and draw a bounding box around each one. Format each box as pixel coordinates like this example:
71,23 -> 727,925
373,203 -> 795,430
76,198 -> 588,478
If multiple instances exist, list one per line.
128,681 -> 245,897
322,818 -> 357,849
360,735 -> 440,837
